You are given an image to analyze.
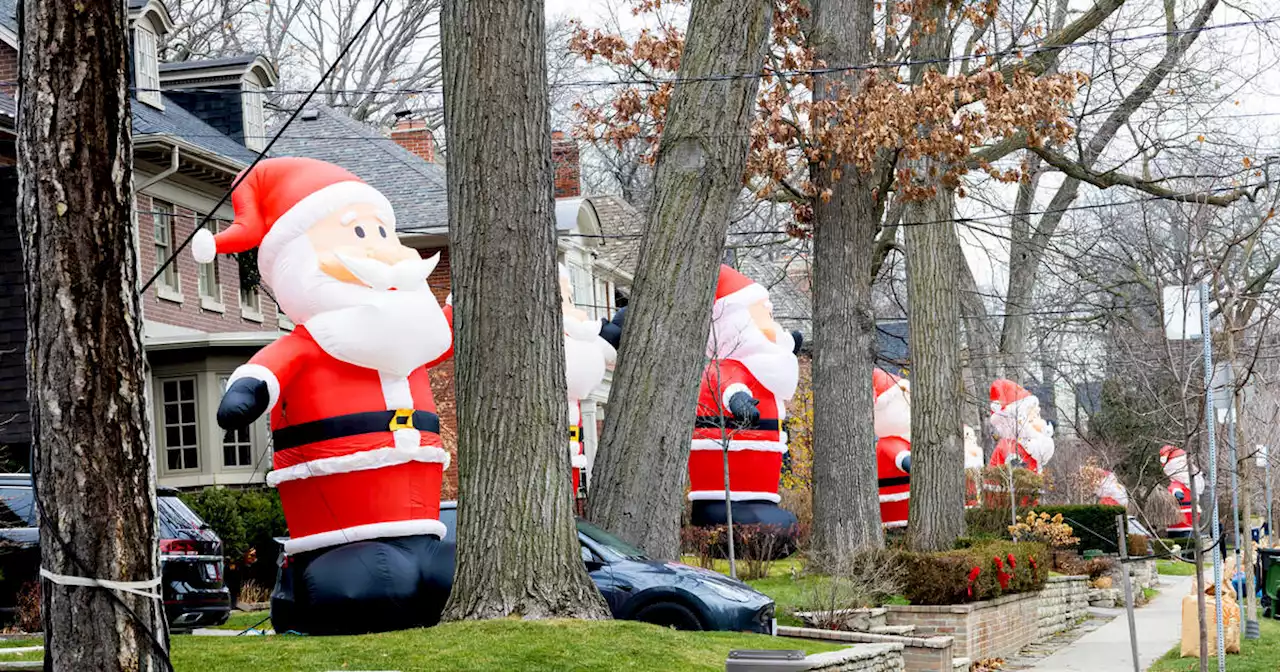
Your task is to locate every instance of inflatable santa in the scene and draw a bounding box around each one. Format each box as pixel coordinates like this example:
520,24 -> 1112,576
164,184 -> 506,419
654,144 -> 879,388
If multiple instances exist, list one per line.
558,264 -> 620,497
688,265 -> 802,529
195,157 -> 454,635
874,369 -> 911,528
1160,445 -> 1203,537
988,379 -> 1055,472
963,424 -> 983,508
1094,469 -> 1129,507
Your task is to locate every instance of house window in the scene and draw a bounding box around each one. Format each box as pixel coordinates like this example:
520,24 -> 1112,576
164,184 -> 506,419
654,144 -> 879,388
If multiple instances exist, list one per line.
242,80 -> 266,152
594,278 -> 614,320
567,262 -> 594,319
219,376 -> 254,467
153,200 -> 179,293
240,283 -> 262,320
197,220 -> 221,304
161,378 -> 198,471
277,302 -> 294,331
134,26 -> 162,108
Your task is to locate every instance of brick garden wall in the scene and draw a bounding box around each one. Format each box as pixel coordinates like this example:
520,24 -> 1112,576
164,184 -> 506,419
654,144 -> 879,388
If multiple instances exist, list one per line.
1037,576 -> 1090,640
777,626 -> 951,672
886,592 -> 1039,661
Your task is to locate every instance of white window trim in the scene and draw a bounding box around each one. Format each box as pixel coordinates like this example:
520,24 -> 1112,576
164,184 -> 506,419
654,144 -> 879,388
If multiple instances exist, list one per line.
160,376 -> 199,473
197,221 -> 224,310
240,284 -> 264,323
277,304 -> 294,331
242,78 -> 266,152
152,200 -> 183,302
135,26 -> 162,109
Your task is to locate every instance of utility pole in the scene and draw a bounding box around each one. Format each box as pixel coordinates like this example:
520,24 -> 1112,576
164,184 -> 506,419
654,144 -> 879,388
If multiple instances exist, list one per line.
1116,515 -> 1140,672
1198,282 -> 1225,672
18,0 -> 170,669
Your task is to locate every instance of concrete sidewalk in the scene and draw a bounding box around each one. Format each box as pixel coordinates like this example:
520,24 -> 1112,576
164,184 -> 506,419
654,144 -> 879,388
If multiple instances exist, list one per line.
1028,574 -> 1194,672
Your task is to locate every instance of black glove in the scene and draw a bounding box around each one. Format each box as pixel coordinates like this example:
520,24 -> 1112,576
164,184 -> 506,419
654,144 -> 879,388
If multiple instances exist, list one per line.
900,454 -> 911,473
790,330 -> 804,355
217,378 -> 270,429
727,391 -> 760,428
1174,489 -> 1187,503
600,320 -> 622,350
609,306 -> 626,331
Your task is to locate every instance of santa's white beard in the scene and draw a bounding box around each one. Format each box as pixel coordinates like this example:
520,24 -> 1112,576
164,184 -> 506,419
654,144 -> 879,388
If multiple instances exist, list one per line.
708,304 -> 799,402
268,237 -> 451,377
1163,455 -> 1194,484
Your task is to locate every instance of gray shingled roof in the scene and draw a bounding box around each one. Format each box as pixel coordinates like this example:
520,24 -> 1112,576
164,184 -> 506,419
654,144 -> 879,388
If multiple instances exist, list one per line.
589,195 -> 643,274
160,54 -> 261,72
0,0 -> 15,34
271,106 -> 448,235
133,95 -> 258,165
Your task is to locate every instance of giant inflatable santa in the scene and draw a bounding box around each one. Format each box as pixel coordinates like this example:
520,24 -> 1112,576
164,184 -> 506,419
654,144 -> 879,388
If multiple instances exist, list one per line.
874,369 -> 911,528
1093,469 -> 1129,507
1160,445 -> 1203,537
558,264 -> 620,497
963,424 -> 983,508
688,265 -> 802,529
988,379 -> 1056,472
194,157 -> 454,635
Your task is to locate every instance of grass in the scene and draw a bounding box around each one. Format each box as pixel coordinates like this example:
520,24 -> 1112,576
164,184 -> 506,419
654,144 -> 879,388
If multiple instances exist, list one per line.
169,618 -> 843,671
0,638 -> 45,662
1148,616 -> 1280,671
1142,587 -> 1159,603
211,610 -> 274,631
1157,559 -> 1197,576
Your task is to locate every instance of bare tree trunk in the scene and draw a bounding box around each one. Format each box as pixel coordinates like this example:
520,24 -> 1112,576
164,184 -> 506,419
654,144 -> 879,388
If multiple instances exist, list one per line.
806,0 -> 884,567
902,0 -> 965,552
588,0 -> 772,559
441,0 -> 608,620
18,0 -> 169,668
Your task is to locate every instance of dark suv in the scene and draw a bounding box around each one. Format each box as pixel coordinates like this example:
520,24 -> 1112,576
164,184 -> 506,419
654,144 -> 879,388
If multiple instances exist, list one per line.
0,475 -> 230,630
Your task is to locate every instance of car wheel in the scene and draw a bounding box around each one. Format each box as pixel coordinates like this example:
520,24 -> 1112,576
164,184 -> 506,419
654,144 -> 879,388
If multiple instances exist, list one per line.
633,601 -> 703,631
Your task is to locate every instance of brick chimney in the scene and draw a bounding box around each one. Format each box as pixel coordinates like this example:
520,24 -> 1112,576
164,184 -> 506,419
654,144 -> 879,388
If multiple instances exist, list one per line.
392,118 -> 437,163
551,130 -> 581,199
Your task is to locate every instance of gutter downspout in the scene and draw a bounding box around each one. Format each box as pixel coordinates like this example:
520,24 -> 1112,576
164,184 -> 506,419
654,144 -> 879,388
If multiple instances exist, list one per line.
137,146 -> 180,191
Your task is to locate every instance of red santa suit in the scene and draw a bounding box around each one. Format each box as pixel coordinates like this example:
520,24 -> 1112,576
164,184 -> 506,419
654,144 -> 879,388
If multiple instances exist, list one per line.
687,266 -> 798,515
1160,445 -> 1202,536
193,157 -> 453,556
873,369 -> 911,528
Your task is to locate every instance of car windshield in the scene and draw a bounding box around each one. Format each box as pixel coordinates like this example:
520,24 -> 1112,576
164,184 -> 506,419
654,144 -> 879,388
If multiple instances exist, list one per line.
157,495 -> 215,541
0,487 -> 36,527
576,519 -> 647,561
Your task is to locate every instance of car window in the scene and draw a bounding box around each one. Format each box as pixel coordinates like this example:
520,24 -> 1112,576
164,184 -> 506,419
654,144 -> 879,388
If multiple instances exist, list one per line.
438,507 -> 457,543
157,495 -> 215,540
0,487 -> 36,527
576,519 -> 647,561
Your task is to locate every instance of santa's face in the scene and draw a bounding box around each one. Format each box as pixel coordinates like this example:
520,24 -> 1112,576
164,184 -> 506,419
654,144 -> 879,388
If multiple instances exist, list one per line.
748,299 -> 782,344
305,203 -> 421,288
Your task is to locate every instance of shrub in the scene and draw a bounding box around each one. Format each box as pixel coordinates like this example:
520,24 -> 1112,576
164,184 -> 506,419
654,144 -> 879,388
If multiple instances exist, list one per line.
1008,511 -> 1079,549
12,581 -> 39,633
967,504 -> 1127,553
182,487 -> 287,589
1084,557 -> 1116,581
797,548 -> 904,624
900,541 -> 1048,605
1126,533 -> 1150,557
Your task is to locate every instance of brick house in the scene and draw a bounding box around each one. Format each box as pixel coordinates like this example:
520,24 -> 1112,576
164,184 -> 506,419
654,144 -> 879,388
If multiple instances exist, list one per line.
0,0 -> 291,487
273,106 -> 643,494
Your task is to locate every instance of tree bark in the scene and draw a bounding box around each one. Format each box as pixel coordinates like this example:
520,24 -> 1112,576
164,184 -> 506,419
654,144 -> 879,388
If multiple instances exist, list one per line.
902,0 -> 966,552
806,0 -> 885,567
441,0 -> 608,619
18,0 -> 170,669
588,0 -> 772,559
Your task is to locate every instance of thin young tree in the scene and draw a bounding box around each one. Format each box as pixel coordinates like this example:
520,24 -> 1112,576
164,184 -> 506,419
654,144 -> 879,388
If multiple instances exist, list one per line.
18,0 -> 169,668
441,0 -> 608,619
586,0 -> 774,559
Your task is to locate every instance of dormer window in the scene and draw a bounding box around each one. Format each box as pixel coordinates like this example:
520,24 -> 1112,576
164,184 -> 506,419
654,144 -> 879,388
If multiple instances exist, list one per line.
242,79 -> 266,152
135,26 -> 162,108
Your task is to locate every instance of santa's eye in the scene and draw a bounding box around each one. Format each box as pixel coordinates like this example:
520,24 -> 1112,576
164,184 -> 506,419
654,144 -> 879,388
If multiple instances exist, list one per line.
379,226 -> 387,238
355,226 -> 366,238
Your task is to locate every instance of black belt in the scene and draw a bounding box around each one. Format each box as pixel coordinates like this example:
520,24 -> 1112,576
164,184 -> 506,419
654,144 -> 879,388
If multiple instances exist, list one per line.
273,409 -> 441,451
694,416 -> 780,431
878,476 -> 910,488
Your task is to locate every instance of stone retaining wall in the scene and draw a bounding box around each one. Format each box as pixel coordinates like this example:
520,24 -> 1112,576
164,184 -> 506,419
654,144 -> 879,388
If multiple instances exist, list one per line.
885,592 -> 1038,661
1036,576 -> 1090,640
779,626 -> 949,672
803,643 -> 905,671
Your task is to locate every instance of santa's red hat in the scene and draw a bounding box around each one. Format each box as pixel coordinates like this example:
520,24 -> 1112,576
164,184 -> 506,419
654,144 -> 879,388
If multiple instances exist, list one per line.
873,368 -> 903,398
714,264 -> 768,309
1159,445 -> 1185,465
990,379 -> 1033,408
191,157 -> 393,280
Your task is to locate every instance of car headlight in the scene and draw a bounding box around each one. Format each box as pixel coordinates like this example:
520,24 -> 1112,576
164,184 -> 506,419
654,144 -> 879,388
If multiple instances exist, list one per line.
704,581 -> 753,603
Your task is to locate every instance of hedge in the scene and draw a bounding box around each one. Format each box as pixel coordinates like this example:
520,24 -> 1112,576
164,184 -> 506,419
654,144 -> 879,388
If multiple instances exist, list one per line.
181,487 -> 287,589
966,504 -> 1128,553
899,541 -> 1048,605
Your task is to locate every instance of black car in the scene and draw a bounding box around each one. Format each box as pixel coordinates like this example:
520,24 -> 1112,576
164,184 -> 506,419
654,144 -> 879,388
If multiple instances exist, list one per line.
271,501 -> 775,635
0,475 -> 231,630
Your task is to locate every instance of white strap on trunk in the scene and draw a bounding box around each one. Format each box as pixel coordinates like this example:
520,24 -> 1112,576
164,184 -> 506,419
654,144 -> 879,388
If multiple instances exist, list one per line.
39,568 -> 161,600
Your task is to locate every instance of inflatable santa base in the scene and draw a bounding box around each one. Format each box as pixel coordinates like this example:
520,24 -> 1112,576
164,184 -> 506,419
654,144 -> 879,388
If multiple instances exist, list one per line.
270,533 -> 455,635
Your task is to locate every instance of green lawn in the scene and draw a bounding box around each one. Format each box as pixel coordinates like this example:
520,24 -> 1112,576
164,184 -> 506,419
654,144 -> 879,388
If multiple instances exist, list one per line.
171,619 -> 841,671
1157,559 -> 1197,576
1148,617 -> 1280,671
0,639 -> 45,663
211,610 -> 273,631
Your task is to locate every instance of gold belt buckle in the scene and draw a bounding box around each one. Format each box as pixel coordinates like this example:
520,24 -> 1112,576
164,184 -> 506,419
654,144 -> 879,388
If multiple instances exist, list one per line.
569,426 -> 581,442
390,409 -> 415,431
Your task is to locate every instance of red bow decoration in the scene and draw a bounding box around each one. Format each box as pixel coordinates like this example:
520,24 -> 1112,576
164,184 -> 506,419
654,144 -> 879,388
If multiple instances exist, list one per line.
993,556 -> 1011,590
967,566 -> 982,597
1029,555 -> 1038,571
1007,553 -> 1017,569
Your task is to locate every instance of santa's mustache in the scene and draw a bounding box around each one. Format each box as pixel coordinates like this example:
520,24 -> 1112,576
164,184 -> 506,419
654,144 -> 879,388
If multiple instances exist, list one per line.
335,253 -> 433,291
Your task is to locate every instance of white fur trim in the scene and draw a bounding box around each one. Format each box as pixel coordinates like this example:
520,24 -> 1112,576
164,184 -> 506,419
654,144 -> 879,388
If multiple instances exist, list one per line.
228,364 -> 280,414
571,454 -> 589,469
716,283 -> 769,309
996,394 -> 1040,418
879,490 -> 911,502
267,445 -> 450,486
894,450 -> 910,472
192,228 -> 217,264
687,490 -> 782,503
445,293 -> 452,306
883,520 -> 908,529
690,439 -> 788,453
721,383 -> 751,411
283,519 -> 446,554
258,181 -> 395,286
